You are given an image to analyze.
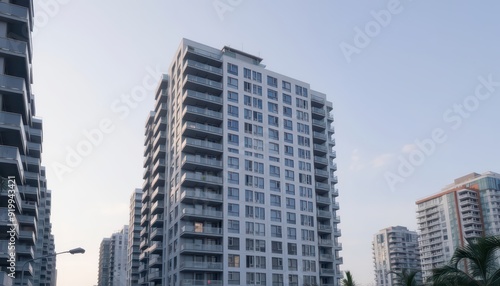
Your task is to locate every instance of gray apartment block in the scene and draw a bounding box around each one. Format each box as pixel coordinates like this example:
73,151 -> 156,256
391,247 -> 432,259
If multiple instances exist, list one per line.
0,1 -> 56,285
138,39 -> 341,286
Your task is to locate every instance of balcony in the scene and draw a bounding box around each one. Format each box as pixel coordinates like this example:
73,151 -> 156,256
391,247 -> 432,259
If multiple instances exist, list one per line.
182,105 -> 222,124
315,182 -> 330,192
184,74 -> 222,94
21,200 -> 37,217
184,59 -> 223,78
17,214 -> 36,229
179,261 -> 223,271
316,195 -> 331,205
333,229 -> 342,237
313,131 -> 327,142
0,207 -> 19,234
332,201 -> 340,210
153,131 -> 166,148
312,119 -> 326,129
0,74 -> 29,122
311,94 -> 325,105
151,187 -> 165,202
182,122 -> 223,140
151,213 -> 163,227
182,137 -> 223,155
148,241 -> 162,254
180,243 -> 223,253
181,154 -> 223,171
18,230 -> 34,243
315,169 -> 329,180
181,172 -> 223,188
180,189 -> 223,203
318,239 -> 334,247
0,111 -> 27,151
318,224 -> 332,233
312,107 -> 326,117
0,145 -> 24,181
180,279 -> 223,286
320,268 -> 335,276
317,210 -> 331,219
150,227 -> 163,240
184,46 -> 222,65
183,89 -> 222,109
151,173 -> 165,189
181,208 -> 222,220
180,225 -> 222,237
313,143 -> 327,155
319,253 -> 334,260
151,200 -> 164,215
314,156 -> 328,167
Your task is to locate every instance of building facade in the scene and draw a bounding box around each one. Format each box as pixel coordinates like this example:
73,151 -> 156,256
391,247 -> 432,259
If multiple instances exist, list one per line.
0,1 -> 56,285
128,189 -> 142,286
98,226 -> 129,286
139,39 -> 341,286
372,226 -> 421,286
416,171 -> 500,282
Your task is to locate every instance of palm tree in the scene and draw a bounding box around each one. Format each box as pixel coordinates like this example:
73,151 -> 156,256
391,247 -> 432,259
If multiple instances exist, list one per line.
341,270 -> 357,286
431,236 -> 500,285
389,268 -> 421,286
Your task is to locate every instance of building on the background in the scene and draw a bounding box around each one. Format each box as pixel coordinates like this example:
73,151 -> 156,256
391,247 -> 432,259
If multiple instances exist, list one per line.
416,171 -> 500,282
372,226 -> 421,286
139,38 -> 341,286
127,189 -> 142,286
98,226 -> 129,286
98,238 -> 111,286
0,0 -> 56,285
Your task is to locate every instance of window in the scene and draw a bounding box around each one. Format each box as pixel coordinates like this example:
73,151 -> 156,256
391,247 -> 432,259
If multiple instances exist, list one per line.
283,93 -> 292,104
271,209 -> 282,222
302,260 -> 316,272
255,207 -> 265,220
244,95 -> 251,106
302,244 -> 316,256
245,206 -> 254,218
285,170 -> 294,180
268,115 -> 279,127
287,212 -> 296,224
228,187 -> 239,200
299,173 -> 312,185
228,220 -> 239,233
253,111 -> 263,123
252,97 -> 262,109
227,119 -> 239,131
268,102 -> 278,114
299,187 -> 313,198
297,123 -> 310,134
288,243 -> 297,255
269,166 -> 280,178
270,194 -> 281,207
228,156 -> 239,169
255,223 -> 265,236
245,189 -> 253,202
283,106 -> 292,117
297,110 -> 309,121
284,145 -> 294,156
284,119 -> 293,130
298,135 -> 310,147
254,162 -> 264,174
228,147 -> 238,154
244,68 -> 251,79
272,257 -> 283,270
286,198 -> 295,210
252,71 -> 262,82
252,84 -> 262,96
295,85 -> 308,97
271,225 -> 282,238
288,259 -> 298,271
298,148 -> 311,159
271,241 -> 283,253
228,105 -> 238,117
244,108 -> 252,119
228,171 -> 239,184
227,77 -> 238,88
244,137 -> 252,148
228,272 -> 240,285
267,89 -> 278,100
228,133 -> 239,145
270,180 -> 280,192
254,139 -> 263,151
301,214 -> 314,227
255,192 -> 265,204
228,203 -> 239,216
244,81 -> 251,92
267,75 -> 277,87
246,222 -> 254,234
285,183 -> 295,195
255,239 -> 265,252
269,142 -> 279,154
282,81 -> 291,91
285,158 -> 294,167
269,156 -> 280,162
246,238 -> 254,251
228,254 -> 240,267
287,227 -> 296,239
289,275 -> 299,285
296,98 -> 308,109
269,128 -> 279,140
227,63 -> 238,75
245,175 -> 253,187
227,91 -> 238,102
301,229 -> 315,241
228,237 -> 240,250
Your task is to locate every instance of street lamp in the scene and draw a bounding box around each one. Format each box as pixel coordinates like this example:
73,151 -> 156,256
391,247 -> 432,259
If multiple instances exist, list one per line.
20,247 -> 85,285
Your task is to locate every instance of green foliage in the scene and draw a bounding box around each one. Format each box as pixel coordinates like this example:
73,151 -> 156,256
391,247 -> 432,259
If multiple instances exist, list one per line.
341,271 -> 357,286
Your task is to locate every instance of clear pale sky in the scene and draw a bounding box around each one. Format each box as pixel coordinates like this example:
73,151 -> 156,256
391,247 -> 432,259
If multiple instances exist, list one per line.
31,1 -> 500,285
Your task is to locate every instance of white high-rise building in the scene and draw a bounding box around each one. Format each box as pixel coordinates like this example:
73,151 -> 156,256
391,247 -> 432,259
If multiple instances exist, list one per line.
128,189 -> 142,286
416,171 -> 500,282
139,39 -> 342,286
98,226 -> 129,286
372,226 -> 421,286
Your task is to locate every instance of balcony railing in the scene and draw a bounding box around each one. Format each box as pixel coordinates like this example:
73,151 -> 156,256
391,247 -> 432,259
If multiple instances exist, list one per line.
181,208 -> 222,219
180,225 -> 222,235
180,243 -> 223,252
180,261 -> 223,270
182,154 -> 223,168
181,189 -> 222,201
184,89 -> 223,104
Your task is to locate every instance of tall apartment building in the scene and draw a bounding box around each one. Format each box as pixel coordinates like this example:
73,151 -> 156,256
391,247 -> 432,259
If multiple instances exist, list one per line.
34,187 -> 57,286
139,38 -> 341,286
128,188 -> 142,286
416,171 -> 500,282
98,226 -> 129,286
0,1 -> 56,285
372,226 -> 421,286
